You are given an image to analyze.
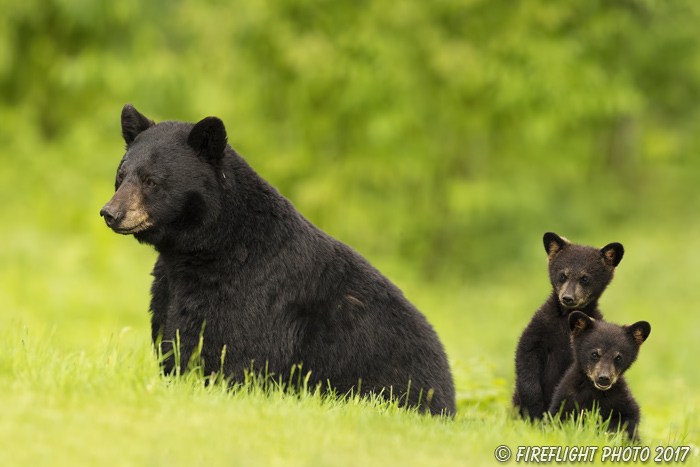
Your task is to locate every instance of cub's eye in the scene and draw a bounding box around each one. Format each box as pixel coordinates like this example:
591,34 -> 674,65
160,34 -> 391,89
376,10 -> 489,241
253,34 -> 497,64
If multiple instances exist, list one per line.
614,355 -> 622,364
580,275 -> 590,285
117,175 -> 124,183
147,179 -> 156,188
591,351 -> 599,361
559,272 -> 567,282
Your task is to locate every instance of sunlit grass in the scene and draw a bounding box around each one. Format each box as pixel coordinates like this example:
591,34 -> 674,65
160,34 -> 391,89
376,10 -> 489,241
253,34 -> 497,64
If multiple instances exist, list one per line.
1,282 -> 698,466
2,211 -> 700,464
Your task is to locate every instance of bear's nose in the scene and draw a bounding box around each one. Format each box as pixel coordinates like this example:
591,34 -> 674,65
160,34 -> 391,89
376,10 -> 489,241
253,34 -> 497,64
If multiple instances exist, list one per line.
100,204 -> 121,227
597,375 -> 611,387
561,295 -> 575,305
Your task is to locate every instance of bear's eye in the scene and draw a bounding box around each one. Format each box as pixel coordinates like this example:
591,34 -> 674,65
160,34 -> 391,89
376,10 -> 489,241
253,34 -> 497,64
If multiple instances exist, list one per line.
147,179 -> 156,188
580,275 -> 589,285
559,272 -> 567,282
117,175 -> 124,184
614,355 -> 622,364
591,351 -> 599,361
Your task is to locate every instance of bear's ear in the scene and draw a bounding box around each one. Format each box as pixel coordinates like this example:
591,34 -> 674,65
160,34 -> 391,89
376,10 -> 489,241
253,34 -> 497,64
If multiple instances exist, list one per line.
600,242 -> 624,267
543,232 -> 570,259
121,104 -> 155,146
624,321 -> 651,346
188,116 -> 228,165
569,311 -> 595,337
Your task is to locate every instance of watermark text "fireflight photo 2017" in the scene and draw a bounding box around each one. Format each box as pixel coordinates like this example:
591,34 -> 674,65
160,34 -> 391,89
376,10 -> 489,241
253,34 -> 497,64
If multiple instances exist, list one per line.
493,445 -> 693,463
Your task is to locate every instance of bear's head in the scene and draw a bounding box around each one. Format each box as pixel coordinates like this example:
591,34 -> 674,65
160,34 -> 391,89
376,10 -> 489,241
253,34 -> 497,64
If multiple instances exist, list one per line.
100,104 -> 229,248
543,232 -> 624,311
568,311 -> 650,391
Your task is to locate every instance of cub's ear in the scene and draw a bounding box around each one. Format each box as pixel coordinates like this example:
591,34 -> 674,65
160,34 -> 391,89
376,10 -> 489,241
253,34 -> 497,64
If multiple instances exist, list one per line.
121,104 -> 155,146
543,232 -> 570,259
188,116 -> 227,165
569,311 -> 595,337
600,242 -> 624,267
625,321 -> 651,346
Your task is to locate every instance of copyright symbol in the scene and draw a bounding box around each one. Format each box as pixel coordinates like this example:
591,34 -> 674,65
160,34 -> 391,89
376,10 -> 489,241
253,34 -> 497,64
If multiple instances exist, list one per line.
494,445 -> 511,462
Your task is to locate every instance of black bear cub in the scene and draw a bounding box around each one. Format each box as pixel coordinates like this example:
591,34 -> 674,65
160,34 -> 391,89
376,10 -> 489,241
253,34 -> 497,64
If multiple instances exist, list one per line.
100,104 -> 455,415
549,311 -> 650,440
513,232 -> 624,420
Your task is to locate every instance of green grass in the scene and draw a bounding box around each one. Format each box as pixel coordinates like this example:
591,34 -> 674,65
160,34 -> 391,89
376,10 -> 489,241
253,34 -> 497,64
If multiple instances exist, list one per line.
1,220 -> 699,465
0,322 -> 697,466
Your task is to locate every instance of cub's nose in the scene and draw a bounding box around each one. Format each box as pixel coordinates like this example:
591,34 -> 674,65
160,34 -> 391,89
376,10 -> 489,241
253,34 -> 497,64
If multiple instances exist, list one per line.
597,375 -> 611,387
100,204 -> 121,227
561,295 -> 575,306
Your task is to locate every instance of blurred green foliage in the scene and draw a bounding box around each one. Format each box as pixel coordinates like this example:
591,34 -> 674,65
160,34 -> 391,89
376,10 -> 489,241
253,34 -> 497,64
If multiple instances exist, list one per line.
3,0 -> 700,281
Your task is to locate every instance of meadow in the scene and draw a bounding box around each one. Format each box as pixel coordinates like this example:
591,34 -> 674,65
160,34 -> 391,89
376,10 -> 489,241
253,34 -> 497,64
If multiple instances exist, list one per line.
2,1 -> 700,465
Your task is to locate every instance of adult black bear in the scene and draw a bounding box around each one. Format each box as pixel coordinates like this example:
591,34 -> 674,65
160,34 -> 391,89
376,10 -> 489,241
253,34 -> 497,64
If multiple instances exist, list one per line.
100,104 -> 455,416
549,311 -> 650,441
512,232 -> 624,420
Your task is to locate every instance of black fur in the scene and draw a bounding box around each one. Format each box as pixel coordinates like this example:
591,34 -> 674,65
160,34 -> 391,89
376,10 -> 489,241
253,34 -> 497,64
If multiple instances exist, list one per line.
187,116 -> 228,166
101,104 -> 456,416
121,103 -> 155,145
549,312 -> 650,440
512,232 -> 624,420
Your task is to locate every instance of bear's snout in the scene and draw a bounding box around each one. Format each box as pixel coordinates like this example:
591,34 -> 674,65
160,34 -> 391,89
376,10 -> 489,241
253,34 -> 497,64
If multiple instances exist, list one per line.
100,185 -> 151,234
561,294 -> 575,306
100,203 -> 121,228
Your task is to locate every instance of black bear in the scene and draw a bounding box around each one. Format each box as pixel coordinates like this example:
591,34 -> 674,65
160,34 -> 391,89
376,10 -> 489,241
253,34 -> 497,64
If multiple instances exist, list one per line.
549,311 -> 650,440
100,104 -> 455,416
512,232 -> 624,420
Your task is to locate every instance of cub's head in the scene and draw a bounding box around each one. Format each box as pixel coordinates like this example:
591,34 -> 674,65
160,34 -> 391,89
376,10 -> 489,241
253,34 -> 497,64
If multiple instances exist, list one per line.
544,232 -> 624,310
568,311 -> 650,391
100,104 -> 229,246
